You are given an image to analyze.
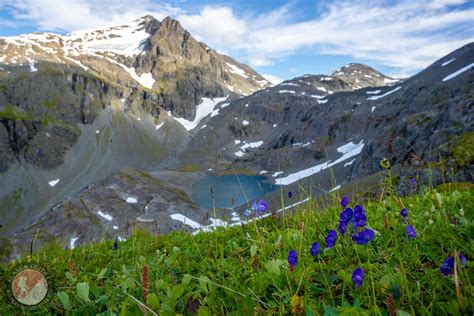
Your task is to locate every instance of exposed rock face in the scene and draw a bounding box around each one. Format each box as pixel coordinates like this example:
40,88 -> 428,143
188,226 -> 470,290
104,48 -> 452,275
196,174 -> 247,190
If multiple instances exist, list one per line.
179,43 -> 474,189
5,169 -> 206,261
328,63 -> 399,89
0,15 -> 270,120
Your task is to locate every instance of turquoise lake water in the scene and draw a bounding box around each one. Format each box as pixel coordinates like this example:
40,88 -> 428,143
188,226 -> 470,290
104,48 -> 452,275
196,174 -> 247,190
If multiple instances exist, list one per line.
192,175 -> 277,209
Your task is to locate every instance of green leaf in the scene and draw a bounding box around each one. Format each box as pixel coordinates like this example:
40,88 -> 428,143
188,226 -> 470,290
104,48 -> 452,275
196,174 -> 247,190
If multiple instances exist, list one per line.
396,310 -> 411,316
97,267 -> 108,280
266,259 -> 283,275
155,279 -> 166,290
182,274 -> 192,285
65,271 -> 76,284
172,284 -> 185,299
95,295 -> 109,305
146,293 -> 160,309
57,291 -> 72,311
250,245 -> 258,257
198,306 -> 212,316
76,282 -> 90,302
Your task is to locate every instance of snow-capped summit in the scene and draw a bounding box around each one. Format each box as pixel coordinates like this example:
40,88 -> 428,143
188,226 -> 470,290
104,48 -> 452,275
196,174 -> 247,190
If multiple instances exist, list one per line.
0,15 -> 269,99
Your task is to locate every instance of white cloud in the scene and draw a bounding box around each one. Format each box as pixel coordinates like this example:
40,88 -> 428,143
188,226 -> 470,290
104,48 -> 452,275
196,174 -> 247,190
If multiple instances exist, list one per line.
262,74 -> 283,85
2,0 -> 181,32
2,0 -> 473,77
177,1 -> 473,76
177,7 -> 247,47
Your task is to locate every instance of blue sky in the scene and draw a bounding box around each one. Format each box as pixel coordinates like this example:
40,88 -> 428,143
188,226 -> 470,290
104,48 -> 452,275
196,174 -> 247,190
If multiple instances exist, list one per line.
1,0 -> 473,82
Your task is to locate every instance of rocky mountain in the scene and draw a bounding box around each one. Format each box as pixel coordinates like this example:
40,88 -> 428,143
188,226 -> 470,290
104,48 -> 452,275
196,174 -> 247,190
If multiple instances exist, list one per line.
0,16 -> 269,118
0,16 -> 472,261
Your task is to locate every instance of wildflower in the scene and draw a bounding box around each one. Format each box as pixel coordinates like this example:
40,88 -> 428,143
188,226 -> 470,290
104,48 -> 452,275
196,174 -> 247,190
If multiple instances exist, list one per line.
113,237 -> 118,250
400,208 -> 409,223
354,205 -> 367,228
406,225 -> 417,239
338,221 -> 348,235
325,230 -> 338,248
288,250 -> 298,268
440,254 -> 467,276
400,208 -> 409,218
352,228 -> 375,245
341,196 -> 349,208
65,246 -> 69,250
410,177 -> 416,185
352,267 -> 364,288
252,199 -> 269,215
288,191 -> 293,199
340,207 -> 354,223
310,242 -> 321,256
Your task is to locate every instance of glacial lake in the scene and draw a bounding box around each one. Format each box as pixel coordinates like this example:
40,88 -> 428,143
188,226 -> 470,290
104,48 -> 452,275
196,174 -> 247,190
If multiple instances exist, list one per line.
192,175 -> 277,209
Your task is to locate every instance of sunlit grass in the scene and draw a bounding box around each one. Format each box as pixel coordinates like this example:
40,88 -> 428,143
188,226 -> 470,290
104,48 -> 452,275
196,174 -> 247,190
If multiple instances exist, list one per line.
0,181 -> 472,314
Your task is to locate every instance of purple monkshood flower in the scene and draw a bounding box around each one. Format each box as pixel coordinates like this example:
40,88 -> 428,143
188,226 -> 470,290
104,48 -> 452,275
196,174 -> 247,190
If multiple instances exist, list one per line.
352,228 -> 375,245
65,246 -> 69,250
354,205 -> 367,228
406,225 -> 417,239
338,221 -> 348,236
288,250 -> 298,268
340,208 -> 354,224
113,237 -> 118,250
440,254 -> 467,276
288,191 -> 293,199
410,177 -> 416,185
400,208 -> 409,218
400,208 -> 409,223
310,242 -> 321,256
341,197 -> 349,208
325,230 -> 338,248
352,267 -> 364,288
252,199 -> 269,215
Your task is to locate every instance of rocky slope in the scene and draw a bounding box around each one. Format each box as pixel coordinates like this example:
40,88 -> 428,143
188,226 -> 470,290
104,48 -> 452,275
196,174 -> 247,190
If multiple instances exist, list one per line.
0,16 -> 472,261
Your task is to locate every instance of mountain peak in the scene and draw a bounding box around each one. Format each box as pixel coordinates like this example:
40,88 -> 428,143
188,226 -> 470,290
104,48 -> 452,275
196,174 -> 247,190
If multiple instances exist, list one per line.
328,63 -> 398,89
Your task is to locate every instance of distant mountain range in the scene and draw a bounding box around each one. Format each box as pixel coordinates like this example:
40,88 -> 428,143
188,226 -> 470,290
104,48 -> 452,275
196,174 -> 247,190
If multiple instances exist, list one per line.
0,16 -> 472,261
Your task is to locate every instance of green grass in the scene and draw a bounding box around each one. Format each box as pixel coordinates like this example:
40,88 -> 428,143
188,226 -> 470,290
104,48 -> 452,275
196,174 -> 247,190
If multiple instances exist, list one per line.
0,184 -> 473,315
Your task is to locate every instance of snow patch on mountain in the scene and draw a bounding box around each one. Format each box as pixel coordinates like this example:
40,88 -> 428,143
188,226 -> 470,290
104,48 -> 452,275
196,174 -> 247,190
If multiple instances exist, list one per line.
367,86 -> 401,101
275,140 -> 364,185
174,97 -> 227,131
226,62 -> 249,79
441,58 -> 456,66
442,63 -> 474,81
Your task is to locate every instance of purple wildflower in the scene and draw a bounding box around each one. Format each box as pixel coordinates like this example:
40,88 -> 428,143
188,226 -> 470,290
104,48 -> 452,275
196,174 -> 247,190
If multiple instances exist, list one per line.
341,197 -> 349,208
310,242 -> 321,256
288,250 -> 298,268
340,208 -> 354,224
406,225 -> 417,239
288,191 -> 293,199
338,221 -> 348,236
113,237 -> 118,250
325,230 -> 338,248
352,267 -> 364,288
352,228 -> 375,245
410,177 -> 416,185
400,208 -> 409,218
440,254 -> 467,276
354,205 -> 367,228
252,199 -> 269,215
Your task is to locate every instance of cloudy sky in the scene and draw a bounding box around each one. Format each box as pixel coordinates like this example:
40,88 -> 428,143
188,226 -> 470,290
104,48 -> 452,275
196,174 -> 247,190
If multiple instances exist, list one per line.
0,0 -> 473,82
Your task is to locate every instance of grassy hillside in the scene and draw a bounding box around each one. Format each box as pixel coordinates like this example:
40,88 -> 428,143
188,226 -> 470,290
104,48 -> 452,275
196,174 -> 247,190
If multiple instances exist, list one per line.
0,181 -> 473,315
